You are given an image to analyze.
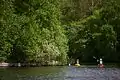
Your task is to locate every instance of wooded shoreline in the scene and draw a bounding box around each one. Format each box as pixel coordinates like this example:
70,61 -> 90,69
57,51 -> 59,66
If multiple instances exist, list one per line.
0,62 -> 120,67
1,0 -> 120,64
0,63 -> 39,67
0,61 -> 63,67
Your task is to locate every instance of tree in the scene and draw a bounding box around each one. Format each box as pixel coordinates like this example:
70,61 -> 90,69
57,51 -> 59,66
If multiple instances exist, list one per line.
0,0 -> 68,65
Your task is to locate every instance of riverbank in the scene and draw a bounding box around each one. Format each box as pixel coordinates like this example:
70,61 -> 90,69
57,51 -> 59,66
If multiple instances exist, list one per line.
0,63 -> 120,68
0,63 -> 38,67
0,62 -> 65,67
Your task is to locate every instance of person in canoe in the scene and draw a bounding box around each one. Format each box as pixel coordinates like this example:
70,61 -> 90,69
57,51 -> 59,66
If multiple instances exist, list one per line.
93,56 -> 104,68
98,58 -> 104,68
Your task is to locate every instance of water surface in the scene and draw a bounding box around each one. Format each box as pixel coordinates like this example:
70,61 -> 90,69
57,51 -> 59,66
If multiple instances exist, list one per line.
0,66 -> 120,80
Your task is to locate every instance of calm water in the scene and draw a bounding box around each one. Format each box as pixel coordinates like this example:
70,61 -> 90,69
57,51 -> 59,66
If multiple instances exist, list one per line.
0,66 -> 120,80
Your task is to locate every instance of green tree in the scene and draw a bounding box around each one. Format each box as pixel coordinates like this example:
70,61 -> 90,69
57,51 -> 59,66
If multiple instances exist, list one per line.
0,0 -> 68,65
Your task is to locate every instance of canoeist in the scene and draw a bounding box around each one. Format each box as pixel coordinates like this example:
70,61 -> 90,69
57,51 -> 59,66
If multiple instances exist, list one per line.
93,56 -> 104,68
75,59 -> 80,67
98,58 -> 104,68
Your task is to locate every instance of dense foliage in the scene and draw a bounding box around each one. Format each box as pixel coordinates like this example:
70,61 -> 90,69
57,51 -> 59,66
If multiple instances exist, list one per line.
0,0 -> 68,65
0,0 -> 120,65
63,0 -> 120,63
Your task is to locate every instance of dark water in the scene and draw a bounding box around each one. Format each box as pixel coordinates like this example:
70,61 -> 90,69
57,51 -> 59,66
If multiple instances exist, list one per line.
0,66 -> 120,80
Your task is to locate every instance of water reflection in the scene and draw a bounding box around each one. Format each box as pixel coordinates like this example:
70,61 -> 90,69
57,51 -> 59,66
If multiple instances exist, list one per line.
0,66 -> 120,80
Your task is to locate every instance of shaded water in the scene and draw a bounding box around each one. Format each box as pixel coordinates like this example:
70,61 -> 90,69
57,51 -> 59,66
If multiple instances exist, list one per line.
0,66 -> 120,80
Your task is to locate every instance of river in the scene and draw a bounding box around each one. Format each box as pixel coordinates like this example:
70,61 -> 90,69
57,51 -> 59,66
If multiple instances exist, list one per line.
0,66 -> 120,80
